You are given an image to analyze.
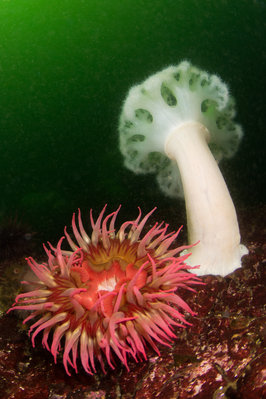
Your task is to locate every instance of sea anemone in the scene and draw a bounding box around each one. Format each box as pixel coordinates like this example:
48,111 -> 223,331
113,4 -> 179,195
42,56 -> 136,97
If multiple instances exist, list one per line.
8,205 -> 201,375
119,61 -> 248,276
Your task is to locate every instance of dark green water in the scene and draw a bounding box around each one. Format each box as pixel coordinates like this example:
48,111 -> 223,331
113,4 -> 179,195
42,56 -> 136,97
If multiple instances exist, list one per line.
0,0 -> 265,243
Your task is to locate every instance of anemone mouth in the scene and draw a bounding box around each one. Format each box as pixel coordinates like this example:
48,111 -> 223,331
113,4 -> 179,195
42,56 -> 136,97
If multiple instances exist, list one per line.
8,206 -> 202,375
83,239 -> 145,271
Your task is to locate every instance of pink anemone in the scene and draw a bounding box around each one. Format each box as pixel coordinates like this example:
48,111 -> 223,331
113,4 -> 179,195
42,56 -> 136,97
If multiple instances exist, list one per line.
8,205 -> 202,375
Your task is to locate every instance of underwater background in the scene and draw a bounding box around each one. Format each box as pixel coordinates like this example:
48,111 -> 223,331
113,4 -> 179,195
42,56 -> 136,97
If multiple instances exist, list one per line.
0,0 -> 265,245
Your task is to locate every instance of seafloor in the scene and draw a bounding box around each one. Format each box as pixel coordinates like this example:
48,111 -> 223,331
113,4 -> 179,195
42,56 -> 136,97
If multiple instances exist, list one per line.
0,205 -> 265,399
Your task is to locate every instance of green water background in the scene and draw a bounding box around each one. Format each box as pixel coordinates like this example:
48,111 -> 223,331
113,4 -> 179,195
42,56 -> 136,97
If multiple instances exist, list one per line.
0,0 -> 265,243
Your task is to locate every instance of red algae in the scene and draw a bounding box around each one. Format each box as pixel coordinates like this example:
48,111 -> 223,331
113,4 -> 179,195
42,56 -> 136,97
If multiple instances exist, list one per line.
1,205 -> 265,399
